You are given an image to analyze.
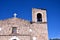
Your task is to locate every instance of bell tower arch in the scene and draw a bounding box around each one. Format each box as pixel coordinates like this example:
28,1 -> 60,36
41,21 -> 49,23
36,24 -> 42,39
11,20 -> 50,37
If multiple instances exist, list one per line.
37,13 -> 42,22
32,8 -> 47,23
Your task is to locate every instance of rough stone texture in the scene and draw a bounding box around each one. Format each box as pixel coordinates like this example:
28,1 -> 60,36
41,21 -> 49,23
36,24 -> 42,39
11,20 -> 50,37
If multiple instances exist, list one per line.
0,8 -> 48,40
0,36 -> 31,40
32,8 -> 47,22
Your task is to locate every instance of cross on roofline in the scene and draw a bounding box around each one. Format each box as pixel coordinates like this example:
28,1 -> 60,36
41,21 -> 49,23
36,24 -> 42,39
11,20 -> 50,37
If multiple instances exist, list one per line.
13,13 -> 17,18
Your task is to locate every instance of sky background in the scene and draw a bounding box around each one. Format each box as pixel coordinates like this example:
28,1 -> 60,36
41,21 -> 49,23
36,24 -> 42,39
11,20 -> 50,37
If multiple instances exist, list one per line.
0,0 -> 60,39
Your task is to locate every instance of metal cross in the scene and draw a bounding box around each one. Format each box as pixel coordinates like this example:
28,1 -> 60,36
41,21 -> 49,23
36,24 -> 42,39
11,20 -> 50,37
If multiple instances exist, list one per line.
14,13 -> 17,18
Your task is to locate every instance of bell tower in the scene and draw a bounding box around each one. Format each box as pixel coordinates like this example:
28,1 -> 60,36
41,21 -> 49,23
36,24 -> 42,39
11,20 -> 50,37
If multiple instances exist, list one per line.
32,8 -> 48,40
32,8 -> 47,23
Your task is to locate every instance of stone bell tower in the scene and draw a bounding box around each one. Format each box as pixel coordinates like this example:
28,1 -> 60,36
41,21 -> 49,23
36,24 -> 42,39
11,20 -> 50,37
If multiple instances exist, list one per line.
32,8 -> 47,22
31,8 -> 48,40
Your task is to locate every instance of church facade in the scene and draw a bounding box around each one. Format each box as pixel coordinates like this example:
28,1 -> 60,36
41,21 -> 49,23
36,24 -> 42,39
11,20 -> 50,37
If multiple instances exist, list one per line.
0,8 -> 48,40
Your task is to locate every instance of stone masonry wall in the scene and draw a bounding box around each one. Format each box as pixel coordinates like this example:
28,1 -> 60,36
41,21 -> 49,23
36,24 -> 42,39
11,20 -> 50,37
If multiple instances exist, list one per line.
0,18 -> 48,40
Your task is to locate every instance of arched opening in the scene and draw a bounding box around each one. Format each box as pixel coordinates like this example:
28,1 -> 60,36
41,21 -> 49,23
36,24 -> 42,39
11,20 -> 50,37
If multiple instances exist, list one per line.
13,39 -> 16,40
37,13 -> 42,22
9,36 -> 19,40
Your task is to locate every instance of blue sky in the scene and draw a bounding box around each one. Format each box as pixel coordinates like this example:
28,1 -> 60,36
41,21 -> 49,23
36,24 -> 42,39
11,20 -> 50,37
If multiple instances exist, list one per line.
0,0 -> 60,39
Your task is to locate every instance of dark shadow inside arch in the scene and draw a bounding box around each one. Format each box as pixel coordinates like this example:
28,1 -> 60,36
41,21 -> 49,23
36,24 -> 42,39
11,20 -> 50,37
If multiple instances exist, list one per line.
37,13 -> 42,22
13,39 -> 16,40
